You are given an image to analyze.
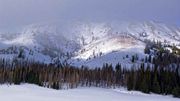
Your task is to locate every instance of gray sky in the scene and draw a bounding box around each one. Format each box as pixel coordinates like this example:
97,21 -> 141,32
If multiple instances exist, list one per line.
0,0 -> 180,31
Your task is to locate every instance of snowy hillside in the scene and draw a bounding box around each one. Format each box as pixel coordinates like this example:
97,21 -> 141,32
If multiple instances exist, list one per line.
0,21 -> 179,67
0,84 -> 179,101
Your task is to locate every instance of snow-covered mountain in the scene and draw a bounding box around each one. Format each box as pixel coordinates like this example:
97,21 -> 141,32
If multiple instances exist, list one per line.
0,21 -> 179,68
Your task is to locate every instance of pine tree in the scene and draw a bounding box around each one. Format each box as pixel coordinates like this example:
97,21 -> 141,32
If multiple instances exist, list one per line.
152,73 -> 161,94
148,55 -> 152,63
131,55 -> 135,63
172,87 -> 180,98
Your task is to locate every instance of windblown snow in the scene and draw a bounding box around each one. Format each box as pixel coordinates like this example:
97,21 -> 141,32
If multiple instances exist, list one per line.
0,84 -> 179,101
0,21 -> 179,67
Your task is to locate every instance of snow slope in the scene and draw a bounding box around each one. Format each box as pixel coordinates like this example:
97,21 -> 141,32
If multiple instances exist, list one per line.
0,21 -> 179,67
0,84 -> 179,101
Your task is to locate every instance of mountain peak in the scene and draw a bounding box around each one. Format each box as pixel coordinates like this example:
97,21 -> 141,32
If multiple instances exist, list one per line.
0,21 -> 179,67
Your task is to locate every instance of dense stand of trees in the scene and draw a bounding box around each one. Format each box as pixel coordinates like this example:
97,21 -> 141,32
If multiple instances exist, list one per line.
126,64 -> 180,97
0,62 -> 122,89
0,60 -> 179,97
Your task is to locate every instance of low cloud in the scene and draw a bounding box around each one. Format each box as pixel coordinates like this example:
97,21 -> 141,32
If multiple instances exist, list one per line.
0,0 -> 179,30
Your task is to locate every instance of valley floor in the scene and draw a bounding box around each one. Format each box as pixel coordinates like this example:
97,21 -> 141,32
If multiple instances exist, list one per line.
0,84 -> 179,101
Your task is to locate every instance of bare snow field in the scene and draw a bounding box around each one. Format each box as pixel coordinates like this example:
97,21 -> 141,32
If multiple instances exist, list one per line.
0,84 -> 179,101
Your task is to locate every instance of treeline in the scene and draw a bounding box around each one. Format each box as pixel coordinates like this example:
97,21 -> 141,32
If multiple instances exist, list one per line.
0,60 -> 179,97
141,40 -> 180,97
0,62 -> 122,89
126,64 -> 180,97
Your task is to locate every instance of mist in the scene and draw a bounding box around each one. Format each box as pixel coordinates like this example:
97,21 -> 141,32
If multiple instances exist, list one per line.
0,0 -> 180,31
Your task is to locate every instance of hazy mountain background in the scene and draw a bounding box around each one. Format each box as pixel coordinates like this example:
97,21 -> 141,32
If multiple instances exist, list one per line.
0,0 -> 180,32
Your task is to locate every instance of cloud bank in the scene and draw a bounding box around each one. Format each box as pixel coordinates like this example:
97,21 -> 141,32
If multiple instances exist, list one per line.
0,0 -> 179,30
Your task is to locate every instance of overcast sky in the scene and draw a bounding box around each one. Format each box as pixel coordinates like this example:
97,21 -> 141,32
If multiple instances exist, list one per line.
0,0 -> 179,31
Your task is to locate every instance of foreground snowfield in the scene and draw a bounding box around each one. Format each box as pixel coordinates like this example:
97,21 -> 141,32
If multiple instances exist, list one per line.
0,84 -> 179,101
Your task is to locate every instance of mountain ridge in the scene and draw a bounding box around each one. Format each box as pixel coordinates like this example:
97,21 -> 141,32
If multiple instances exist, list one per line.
0,21 -> 179,68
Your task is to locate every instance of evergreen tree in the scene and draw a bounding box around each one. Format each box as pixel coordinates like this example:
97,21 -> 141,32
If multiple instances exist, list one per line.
152,73 -> 161,94
172,87 -> 180,98
131,55 -> 135,63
